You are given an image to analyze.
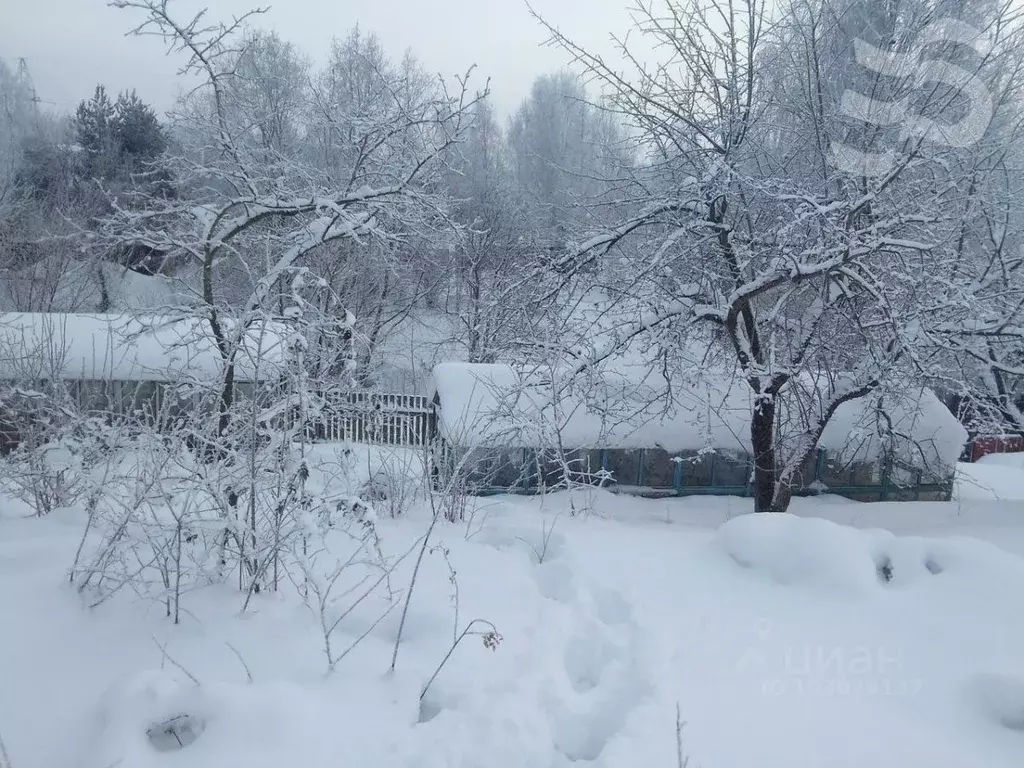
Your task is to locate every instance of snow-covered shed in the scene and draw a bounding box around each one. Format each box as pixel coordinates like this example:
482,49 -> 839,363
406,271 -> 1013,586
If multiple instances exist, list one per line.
0,313 -> 287,422
429,362 -> 967,501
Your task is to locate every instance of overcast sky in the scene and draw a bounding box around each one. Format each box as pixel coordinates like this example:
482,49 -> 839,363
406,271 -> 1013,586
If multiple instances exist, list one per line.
1,0 -> 640,120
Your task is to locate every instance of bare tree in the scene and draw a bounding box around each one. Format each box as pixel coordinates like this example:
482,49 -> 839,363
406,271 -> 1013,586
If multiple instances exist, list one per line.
531,0 -> 1024,511
227,29 -> 310,158
439,96 -> 539,362
102,1 -> 484,439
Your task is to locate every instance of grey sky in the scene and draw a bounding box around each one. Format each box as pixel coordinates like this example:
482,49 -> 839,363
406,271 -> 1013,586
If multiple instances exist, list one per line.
1,0 -> 638,119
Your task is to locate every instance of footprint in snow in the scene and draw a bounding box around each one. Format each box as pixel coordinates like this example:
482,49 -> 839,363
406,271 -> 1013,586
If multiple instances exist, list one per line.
546,585 -> 649,763
534,560 -> 577,604
965,673 -> 1024,731
590,585 -> 633,626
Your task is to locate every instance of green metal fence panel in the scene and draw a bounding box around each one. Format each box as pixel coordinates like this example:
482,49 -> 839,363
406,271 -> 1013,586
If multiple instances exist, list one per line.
450,444 -> 953,503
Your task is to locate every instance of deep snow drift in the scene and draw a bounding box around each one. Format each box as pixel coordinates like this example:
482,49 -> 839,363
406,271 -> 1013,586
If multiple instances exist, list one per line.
1,446 -> 1024,768
956,452 -> 1024,501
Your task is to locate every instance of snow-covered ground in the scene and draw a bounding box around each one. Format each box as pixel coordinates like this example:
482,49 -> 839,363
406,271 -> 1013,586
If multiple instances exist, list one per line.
2,445 -> 1024,768
956,452 -> 1024,501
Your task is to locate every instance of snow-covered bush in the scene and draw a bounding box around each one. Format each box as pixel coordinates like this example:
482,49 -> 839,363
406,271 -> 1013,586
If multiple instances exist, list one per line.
295,497 -> 404,672
2,443 -> 81,517
0,384 -> 85,516
58,295 -> 357,622
360,448 -> 425,519
70,423 -> 214,616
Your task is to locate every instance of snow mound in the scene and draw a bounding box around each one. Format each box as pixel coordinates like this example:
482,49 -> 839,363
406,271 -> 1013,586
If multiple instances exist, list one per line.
977,452 -> 1024,471
714,513 -> 1024,593
955,457 -> 1024,501
716,513 -> 888,593
965,673 -> 1024,731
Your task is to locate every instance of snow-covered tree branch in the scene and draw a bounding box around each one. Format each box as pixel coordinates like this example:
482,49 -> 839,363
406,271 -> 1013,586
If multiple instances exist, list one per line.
532,0 -> 1024,511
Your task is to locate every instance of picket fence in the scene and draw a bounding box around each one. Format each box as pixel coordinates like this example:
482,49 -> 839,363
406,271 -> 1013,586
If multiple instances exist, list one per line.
312,390 -> 433,446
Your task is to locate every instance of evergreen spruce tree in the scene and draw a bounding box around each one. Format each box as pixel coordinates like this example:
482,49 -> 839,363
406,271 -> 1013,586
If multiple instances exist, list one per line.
74,85 -> 118,178
113,90 -> 166,165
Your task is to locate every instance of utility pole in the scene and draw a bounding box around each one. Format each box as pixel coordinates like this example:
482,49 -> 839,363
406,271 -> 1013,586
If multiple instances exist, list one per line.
15,58 -> 39,105
15,58 -> 56,111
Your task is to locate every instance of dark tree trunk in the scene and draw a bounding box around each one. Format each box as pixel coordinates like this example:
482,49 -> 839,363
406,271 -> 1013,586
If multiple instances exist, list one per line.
750,395 -> 777,513
218,362 -> 235,440
96,266 -> 110,312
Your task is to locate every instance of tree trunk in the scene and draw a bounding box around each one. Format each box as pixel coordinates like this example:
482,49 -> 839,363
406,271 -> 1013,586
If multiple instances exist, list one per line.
770,477 -> 794,514
218,362 -> 235,440
96,265 -> 110,312
467,262 -> 482,362
750,395 -> 777,513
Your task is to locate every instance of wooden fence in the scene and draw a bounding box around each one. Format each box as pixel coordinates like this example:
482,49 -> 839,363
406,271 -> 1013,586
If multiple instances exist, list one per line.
311,391 -> 433,446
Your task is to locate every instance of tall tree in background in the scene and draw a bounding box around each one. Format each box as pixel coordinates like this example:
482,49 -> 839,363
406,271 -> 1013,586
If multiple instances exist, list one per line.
75,85 -> 119,182
75,85 -> 167,188
509,73 -> 603,253
0,58 -> 39,212
301,28 -> 455,388
114,90 -> 166,165
442,95 -> 536,362
74,85 -> 173,303
0,61 -> 97,311
227,30 -> 309,158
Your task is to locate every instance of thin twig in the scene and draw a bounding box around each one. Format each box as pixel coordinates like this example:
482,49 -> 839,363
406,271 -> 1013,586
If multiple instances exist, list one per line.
153,637 -> 201,686
225,641 -> 254,683
420,618 -> 501,701
676,702 -> 689,768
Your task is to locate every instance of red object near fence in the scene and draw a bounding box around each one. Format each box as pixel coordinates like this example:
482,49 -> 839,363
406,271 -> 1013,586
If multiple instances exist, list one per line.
971,435 -> 1024,462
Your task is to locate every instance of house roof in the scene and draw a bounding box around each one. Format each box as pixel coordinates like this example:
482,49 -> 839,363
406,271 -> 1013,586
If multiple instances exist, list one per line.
429,362 -> 967,470
0,313 -> 288,384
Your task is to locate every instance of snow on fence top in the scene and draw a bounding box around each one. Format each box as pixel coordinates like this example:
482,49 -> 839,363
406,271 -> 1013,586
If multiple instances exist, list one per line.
429,362 -> 967,470
0,313 -> 288,383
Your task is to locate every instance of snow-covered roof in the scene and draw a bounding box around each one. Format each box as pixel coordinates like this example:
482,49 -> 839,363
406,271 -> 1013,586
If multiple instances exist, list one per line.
429,362 -> 967,470
0,313 -> 288,383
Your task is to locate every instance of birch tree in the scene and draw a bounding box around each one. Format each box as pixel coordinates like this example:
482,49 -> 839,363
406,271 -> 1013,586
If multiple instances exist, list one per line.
441,96 -> 537,362
509,72 -> 627,258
